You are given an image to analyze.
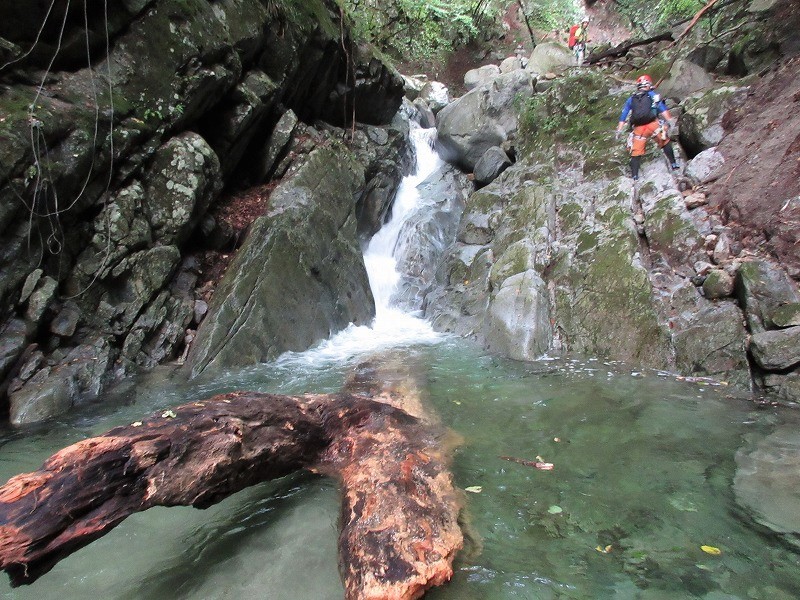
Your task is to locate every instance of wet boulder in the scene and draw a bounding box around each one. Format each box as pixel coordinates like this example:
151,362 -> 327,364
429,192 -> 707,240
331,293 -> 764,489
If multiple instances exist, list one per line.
673,301 -> 750,386
9,338 -> 112,426
392,164 -> 471,311
484,270 -> 552,361
347,118 -> 413,242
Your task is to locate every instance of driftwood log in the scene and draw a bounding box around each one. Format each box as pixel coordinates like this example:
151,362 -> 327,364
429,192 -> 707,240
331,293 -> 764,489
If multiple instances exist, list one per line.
0,382 -> 464,599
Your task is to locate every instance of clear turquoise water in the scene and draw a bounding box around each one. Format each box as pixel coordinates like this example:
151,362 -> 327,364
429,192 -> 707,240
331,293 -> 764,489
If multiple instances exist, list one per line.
1,338 -> 799,600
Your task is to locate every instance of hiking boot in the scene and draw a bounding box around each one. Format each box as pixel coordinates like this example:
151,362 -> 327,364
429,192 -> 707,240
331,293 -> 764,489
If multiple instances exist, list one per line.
671,163 -> 680,171
632,175 -> 639,181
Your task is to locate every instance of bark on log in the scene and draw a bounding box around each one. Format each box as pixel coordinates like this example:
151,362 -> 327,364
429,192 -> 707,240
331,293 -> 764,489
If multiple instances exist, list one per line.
0,390 -> 464,599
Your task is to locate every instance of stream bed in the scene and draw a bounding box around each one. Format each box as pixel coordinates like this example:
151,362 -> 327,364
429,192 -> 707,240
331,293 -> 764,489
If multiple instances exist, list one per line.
1,337 -> 799,600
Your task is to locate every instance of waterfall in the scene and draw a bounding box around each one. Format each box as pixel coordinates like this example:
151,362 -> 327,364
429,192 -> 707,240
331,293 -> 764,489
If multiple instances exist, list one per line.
364,124 -> 444,315
273,124 -> 445,367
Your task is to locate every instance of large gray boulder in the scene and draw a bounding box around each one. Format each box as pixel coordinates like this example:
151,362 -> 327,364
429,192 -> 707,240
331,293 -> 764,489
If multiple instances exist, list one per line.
658,59 -> 715,102
187,145 -> 374,376
750,326 -> 800,371
473,146 -> 512,186
436,70 -> 534,171
464,64 -> 500,91
673,302 -> 750,386
525,42 -> 573,76
679,85 -> 748,156
736,259 -> 800,332
484,270 -> 552,360
685,147 -> 725,183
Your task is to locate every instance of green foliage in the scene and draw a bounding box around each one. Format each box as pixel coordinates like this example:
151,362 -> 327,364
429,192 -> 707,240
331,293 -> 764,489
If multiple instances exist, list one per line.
518,0 -> 580,33
657,0 -> 704,25
612,0 -> 707,33
337,0 -> 503,63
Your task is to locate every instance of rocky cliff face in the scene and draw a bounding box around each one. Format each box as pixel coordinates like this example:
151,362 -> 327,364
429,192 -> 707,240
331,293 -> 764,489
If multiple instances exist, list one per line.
422,0 -> 800,402
0,0 -> 406,424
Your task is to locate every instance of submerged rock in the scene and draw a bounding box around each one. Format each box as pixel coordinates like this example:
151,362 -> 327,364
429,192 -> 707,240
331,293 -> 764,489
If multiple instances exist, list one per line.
734,425 -> 800,549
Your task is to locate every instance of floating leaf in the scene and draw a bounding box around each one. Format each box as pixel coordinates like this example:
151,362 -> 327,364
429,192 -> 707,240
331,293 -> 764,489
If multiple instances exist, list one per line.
547,505 -> 563,514
701,545 -> 721,555
464,486 -> 483,494
161,410 -> 176,419
132,421 -> 143,427
452,400 -> 462,405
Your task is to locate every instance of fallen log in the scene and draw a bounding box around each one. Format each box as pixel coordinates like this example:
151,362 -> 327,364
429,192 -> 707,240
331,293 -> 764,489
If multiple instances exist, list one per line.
0,388 -> 464,599
586,31 -> 674,65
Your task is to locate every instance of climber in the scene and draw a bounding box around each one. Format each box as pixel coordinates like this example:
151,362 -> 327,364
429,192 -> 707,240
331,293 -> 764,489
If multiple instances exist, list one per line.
615,74 -> 680,181
568,19 -> 590,65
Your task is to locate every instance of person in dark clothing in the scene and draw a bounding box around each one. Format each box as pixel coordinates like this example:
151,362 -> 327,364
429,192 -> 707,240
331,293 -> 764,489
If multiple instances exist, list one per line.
615,74 -> 680,180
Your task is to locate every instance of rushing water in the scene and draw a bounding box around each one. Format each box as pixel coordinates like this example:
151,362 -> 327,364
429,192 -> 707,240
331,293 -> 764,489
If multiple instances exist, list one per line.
1,127 -> 799,600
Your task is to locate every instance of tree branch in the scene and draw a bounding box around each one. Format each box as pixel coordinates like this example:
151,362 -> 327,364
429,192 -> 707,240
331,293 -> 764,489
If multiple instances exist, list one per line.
672,0 -> 722,45
586,31 -> 674,64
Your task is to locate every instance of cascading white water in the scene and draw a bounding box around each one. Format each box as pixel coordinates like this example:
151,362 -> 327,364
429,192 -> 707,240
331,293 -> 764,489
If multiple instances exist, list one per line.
273,124 -> 445,367
364,124 -> 443,314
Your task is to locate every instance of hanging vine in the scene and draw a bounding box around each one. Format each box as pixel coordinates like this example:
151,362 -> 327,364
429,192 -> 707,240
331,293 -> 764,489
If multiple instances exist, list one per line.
0,0 -> 116,296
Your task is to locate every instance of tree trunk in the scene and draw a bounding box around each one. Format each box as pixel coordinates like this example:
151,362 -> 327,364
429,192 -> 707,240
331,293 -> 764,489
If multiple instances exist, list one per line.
0,389 -> 464,599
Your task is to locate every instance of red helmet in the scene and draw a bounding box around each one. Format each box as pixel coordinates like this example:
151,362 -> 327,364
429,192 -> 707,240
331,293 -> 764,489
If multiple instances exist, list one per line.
636,74 -> 653,89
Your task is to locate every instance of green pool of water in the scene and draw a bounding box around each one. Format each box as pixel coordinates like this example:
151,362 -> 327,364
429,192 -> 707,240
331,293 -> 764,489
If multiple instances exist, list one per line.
1,339 -> 798,599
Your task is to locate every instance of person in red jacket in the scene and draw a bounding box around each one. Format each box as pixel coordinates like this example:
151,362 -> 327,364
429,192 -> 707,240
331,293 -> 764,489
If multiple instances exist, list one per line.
568,19 -> 590,64
615,74 -> 680,180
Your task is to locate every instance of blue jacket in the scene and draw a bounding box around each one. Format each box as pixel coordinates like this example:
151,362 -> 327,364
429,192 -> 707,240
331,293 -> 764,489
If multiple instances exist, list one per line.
618,90 -> 669,123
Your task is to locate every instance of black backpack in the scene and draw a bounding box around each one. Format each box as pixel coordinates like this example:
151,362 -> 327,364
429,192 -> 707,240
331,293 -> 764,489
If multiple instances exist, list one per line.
629,92 -> 655,126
